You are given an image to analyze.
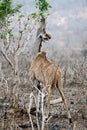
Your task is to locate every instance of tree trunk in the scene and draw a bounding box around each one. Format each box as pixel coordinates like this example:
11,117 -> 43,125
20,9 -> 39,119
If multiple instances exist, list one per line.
31,18 -> 51,60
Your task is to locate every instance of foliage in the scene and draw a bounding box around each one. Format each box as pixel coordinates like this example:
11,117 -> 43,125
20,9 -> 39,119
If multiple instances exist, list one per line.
0,0 -> 23,45
35,0 -> 51,11
0,0 -> 22,20
32,0 -> 52,20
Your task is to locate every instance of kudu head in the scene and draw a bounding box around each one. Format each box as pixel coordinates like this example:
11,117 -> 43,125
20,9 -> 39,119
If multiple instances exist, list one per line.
36,18 -> 51,52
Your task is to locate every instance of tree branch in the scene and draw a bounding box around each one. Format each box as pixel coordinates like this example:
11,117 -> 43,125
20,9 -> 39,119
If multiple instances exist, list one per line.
1,49 -> 14,71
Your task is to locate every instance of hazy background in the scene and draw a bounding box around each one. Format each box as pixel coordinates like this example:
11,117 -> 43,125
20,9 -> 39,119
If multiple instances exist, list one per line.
13,0 -> 87,58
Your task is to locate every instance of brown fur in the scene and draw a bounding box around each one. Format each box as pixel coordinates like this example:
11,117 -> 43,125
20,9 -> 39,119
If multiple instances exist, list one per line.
29,51 -> 72,122
30,51 -> 61,88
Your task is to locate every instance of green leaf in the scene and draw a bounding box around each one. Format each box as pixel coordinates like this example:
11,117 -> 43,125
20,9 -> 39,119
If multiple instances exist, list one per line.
19,14 -> 25,19
31,12 -> 37,18
0,0 -> 23,45
34,0 -> 52,20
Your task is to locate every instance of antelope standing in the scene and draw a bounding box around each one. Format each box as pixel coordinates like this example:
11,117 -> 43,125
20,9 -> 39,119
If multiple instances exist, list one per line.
29,51 -> 72,123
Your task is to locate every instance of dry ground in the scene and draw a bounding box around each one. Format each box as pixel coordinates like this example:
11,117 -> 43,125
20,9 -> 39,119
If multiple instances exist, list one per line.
0,83 -> 87,130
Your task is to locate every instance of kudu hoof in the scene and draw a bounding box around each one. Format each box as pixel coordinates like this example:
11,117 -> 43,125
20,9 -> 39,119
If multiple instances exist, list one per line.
69,118 -> 73,124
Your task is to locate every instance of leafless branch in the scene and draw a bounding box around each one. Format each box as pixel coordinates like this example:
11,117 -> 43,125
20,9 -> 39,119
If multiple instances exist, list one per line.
1,49 -> 14,71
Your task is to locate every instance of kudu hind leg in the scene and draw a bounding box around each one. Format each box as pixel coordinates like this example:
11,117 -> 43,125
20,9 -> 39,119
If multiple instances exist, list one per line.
58,85 -> 72,123
45,87 -> 51,120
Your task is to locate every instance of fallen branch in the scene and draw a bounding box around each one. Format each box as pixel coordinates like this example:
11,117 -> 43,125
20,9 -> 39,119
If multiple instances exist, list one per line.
50,98 -> 62,105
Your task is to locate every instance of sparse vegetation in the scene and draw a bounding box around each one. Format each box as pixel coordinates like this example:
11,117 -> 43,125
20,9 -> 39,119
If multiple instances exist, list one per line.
0,0 -> 87,130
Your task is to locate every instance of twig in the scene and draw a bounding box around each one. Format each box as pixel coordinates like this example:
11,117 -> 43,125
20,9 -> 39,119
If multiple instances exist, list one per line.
14,31 -> 23,54
28,86 -> 47,130
29,112 -> 35,130
41,88 -> 46,130
1,49 -> 14,71
33,85 -> 46,97
28,92 -> 34,113
28,93 -> 34,130
33,94 -> 40,130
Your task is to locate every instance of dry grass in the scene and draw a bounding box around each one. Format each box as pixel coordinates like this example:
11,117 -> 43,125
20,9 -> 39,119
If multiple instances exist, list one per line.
0,82 -> 87,130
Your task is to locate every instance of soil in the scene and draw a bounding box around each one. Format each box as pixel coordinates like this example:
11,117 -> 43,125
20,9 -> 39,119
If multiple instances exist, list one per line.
0,83 -> 87,130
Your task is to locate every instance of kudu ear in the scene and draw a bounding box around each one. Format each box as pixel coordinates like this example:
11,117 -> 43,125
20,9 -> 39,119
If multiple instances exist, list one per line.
43,33 -> 51,42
